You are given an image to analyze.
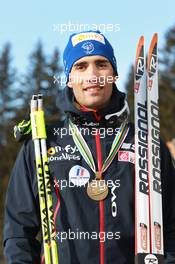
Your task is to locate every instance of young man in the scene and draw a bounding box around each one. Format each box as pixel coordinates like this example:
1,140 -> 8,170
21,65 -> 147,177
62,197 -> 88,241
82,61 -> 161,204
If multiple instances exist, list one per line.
3,30 -> 175,263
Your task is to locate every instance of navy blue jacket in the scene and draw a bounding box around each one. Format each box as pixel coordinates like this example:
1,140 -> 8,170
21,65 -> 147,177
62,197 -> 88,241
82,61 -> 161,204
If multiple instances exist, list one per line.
3,86 -> 175,263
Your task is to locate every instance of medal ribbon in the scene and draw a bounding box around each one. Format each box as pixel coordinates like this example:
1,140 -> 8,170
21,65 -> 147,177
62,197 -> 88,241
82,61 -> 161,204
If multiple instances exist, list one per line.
69,119 -> 129,177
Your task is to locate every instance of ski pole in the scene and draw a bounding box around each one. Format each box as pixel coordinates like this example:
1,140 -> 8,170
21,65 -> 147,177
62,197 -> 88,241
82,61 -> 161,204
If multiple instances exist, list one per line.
30,94 -> 59,264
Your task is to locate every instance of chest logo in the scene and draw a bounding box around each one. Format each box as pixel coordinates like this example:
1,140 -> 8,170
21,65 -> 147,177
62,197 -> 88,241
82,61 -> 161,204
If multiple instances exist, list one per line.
118,151 -> 135,164
69,165 -> 90,187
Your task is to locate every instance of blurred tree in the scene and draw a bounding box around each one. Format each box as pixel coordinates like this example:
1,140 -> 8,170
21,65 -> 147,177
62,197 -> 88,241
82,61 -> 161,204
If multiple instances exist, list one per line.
125,65 -> 134,123
160,24 -> 175,91
0,43 -> 18,264
18,41 -> 63,123
43,47 -> 63,122
0,43 -> 16,146
0,42 -> 19,193
159,24 -> 175,140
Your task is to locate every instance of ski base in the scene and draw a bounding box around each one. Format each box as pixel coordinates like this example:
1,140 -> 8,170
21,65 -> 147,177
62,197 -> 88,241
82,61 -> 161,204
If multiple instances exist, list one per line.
135,253 -> 164,264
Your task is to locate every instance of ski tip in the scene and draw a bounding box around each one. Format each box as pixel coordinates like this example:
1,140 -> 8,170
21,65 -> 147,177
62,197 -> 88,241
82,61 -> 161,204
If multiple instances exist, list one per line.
148,33 -> 158,72
150,33 -> 158,48
136,36 -> 144,53
153,32 -> 158,41
139,35 -> 144,42
149,33 -> 158,52
135,36 -> 144,65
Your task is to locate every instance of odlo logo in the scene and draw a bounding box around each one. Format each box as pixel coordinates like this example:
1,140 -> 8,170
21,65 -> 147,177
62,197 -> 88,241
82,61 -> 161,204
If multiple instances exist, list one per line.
111,181 -> 120,218
144,254 -> 158,264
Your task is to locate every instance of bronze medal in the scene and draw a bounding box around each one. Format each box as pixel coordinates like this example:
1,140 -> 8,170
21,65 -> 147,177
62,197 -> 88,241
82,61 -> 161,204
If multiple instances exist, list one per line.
87,171 -> 109,201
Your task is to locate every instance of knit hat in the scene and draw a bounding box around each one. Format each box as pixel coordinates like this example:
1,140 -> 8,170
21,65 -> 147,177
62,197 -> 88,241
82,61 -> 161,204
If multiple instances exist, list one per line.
63,30 -> 118,82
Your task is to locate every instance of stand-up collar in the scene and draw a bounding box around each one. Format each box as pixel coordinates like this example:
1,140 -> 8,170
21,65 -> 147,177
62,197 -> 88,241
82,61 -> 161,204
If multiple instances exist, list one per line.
59,84 -> 127,127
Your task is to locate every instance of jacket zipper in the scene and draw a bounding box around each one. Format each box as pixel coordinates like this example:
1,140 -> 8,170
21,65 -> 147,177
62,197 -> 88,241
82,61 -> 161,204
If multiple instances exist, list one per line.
95,131 -> 105,264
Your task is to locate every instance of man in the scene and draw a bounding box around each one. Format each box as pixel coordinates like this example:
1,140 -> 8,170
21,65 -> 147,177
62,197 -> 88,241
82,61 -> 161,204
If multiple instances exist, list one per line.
3,30 -> 175,263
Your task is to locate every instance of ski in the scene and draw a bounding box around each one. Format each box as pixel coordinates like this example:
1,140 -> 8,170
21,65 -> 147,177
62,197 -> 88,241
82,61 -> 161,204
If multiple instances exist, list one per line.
134,34 -> 164,263
147,33 -> 164,261
134,36 -> 150,262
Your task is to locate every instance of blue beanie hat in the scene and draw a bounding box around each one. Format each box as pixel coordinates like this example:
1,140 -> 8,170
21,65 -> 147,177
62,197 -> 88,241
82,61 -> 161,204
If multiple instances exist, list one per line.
63,30 -> 118,82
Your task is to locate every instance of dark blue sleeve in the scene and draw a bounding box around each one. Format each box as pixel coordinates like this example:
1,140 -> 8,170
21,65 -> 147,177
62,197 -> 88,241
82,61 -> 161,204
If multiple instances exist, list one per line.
3,141 -> 41,264
161,140 -> 175,263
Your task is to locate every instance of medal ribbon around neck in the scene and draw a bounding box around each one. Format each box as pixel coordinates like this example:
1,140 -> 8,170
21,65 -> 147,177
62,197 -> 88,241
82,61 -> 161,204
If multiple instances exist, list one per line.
69,119 -> 129,176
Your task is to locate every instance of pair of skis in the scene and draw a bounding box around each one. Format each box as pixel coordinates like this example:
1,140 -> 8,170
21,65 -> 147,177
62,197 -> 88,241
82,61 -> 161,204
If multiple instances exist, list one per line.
134,34 -> 164,263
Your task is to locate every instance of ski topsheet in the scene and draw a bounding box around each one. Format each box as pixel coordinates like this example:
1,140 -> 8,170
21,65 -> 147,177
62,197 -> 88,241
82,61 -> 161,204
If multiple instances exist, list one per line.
134,34 -> 164,263
134,36 -> 150,254
147,34 -> 164,256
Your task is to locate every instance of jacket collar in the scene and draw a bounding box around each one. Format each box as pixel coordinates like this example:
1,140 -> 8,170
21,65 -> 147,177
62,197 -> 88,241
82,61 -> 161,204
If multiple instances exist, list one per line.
59,83 -> 128,127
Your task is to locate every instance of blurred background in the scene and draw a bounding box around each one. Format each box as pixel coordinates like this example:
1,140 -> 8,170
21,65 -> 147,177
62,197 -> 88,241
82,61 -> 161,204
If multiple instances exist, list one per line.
0,0 -> 175,263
